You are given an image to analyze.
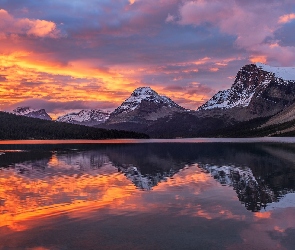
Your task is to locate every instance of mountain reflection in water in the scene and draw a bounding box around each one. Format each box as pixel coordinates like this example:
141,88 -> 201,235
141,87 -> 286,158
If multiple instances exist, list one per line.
0,142 -> 295,249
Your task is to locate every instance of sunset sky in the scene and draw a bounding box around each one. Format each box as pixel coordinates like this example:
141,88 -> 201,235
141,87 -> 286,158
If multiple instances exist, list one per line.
1,0 -> 295,118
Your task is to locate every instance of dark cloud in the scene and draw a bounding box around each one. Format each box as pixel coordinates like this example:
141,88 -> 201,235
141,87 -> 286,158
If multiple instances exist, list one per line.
0,75 -> 7,82
20,79 -> 43,86
6,99 -> 117,114
274,21 -> 295,47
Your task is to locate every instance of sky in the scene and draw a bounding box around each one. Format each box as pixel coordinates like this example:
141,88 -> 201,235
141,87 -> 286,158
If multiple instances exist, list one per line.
1,0 -> 295,118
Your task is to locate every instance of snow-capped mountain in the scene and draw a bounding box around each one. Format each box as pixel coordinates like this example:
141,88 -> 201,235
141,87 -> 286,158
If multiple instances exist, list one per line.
198,63 -> 295,115
112,87 -> 183,115
12,107 -> 52,120
107,87 -> 186,124
57,109 -> 110,126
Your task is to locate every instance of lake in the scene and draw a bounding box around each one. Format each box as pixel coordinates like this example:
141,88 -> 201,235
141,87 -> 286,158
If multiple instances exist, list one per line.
0,139 -> 295,250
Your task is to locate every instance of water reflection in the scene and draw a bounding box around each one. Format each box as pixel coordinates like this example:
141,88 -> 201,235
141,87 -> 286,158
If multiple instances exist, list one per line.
0,144 -> 295,211
0,143 -> 295,249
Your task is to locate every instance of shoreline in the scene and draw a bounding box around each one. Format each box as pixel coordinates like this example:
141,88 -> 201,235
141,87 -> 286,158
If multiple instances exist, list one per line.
0,137 -> 295,144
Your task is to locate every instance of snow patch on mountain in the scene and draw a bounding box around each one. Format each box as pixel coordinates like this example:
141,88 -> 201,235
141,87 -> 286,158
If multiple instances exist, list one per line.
112,87 -> 183,115
57,109 -> 110,125
200,89 -> 255,110
256,63 -> 295,81
198,86 -> 258,111
13,107 -> 36,116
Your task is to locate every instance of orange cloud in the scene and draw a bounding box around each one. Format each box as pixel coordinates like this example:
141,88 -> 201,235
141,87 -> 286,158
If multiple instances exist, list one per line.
193,57 -> 211,65
249,55 -> 267,64
210,67 -> 219,72
0,9 -> 61,38
269,43 -> 279,48
278,13 -> 295,24
254,211 -> 271,219
0,51 -> 137,113
129,0 -> 137,5
0,48 -> 219,113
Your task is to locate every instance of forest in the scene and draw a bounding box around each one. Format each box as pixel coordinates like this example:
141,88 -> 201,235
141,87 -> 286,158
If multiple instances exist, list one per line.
0,112 -> 149,140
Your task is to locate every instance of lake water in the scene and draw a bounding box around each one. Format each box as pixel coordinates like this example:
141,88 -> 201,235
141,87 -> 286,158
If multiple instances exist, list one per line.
0,140 -> 295,249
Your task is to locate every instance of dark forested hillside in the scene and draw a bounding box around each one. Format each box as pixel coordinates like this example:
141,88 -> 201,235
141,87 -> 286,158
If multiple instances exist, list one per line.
0,112 -> 149,139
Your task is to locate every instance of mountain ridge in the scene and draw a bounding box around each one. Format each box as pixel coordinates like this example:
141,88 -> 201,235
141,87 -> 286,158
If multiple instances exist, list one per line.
57,109 -> 110,126
12,107 -> 52,121
7,63 -> 295,138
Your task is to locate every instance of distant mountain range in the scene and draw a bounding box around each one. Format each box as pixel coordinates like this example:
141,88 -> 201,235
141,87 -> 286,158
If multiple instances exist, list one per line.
57,109 -> 110,126
10,63 -> 295,138
13,107 -> 52,121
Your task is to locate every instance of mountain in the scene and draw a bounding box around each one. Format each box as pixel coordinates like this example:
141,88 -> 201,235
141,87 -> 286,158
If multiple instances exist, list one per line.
198,63 -> 295,120
57,109 -> 110,126
107,87 -> 186,124
12,107 -> 52,120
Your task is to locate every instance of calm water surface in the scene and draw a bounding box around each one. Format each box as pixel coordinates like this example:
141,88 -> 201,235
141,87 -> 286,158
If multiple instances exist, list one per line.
0,140 -> 295,249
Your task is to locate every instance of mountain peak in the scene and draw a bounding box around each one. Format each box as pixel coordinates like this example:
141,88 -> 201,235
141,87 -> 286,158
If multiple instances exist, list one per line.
129,87 -> 158,100
132,86 -> 155,95
12,106 -> 52,120
112,86 -> 183,116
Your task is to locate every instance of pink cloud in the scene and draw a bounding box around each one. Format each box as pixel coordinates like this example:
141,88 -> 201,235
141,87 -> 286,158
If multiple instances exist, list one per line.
176,0 -> 295,66
165,13 -> 175,23
178,0 -> 232,26
278,13 -> 295,24
0,9 -> 62,38
177,0 -> 276,48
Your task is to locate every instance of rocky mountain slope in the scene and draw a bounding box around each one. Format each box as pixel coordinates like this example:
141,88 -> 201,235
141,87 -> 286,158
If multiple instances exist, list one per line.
262,102 -> 295,127
12,107 -> 52,120
198,63 -> 295,120
57,109 -> 110,126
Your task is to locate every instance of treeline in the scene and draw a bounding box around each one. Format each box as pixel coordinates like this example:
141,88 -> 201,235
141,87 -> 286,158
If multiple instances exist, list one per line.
204,116 -> 272,137
97,112 -> 228,138
199,116 -> 295,138
98,112 -> 295,138
0,112 -> 149,140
